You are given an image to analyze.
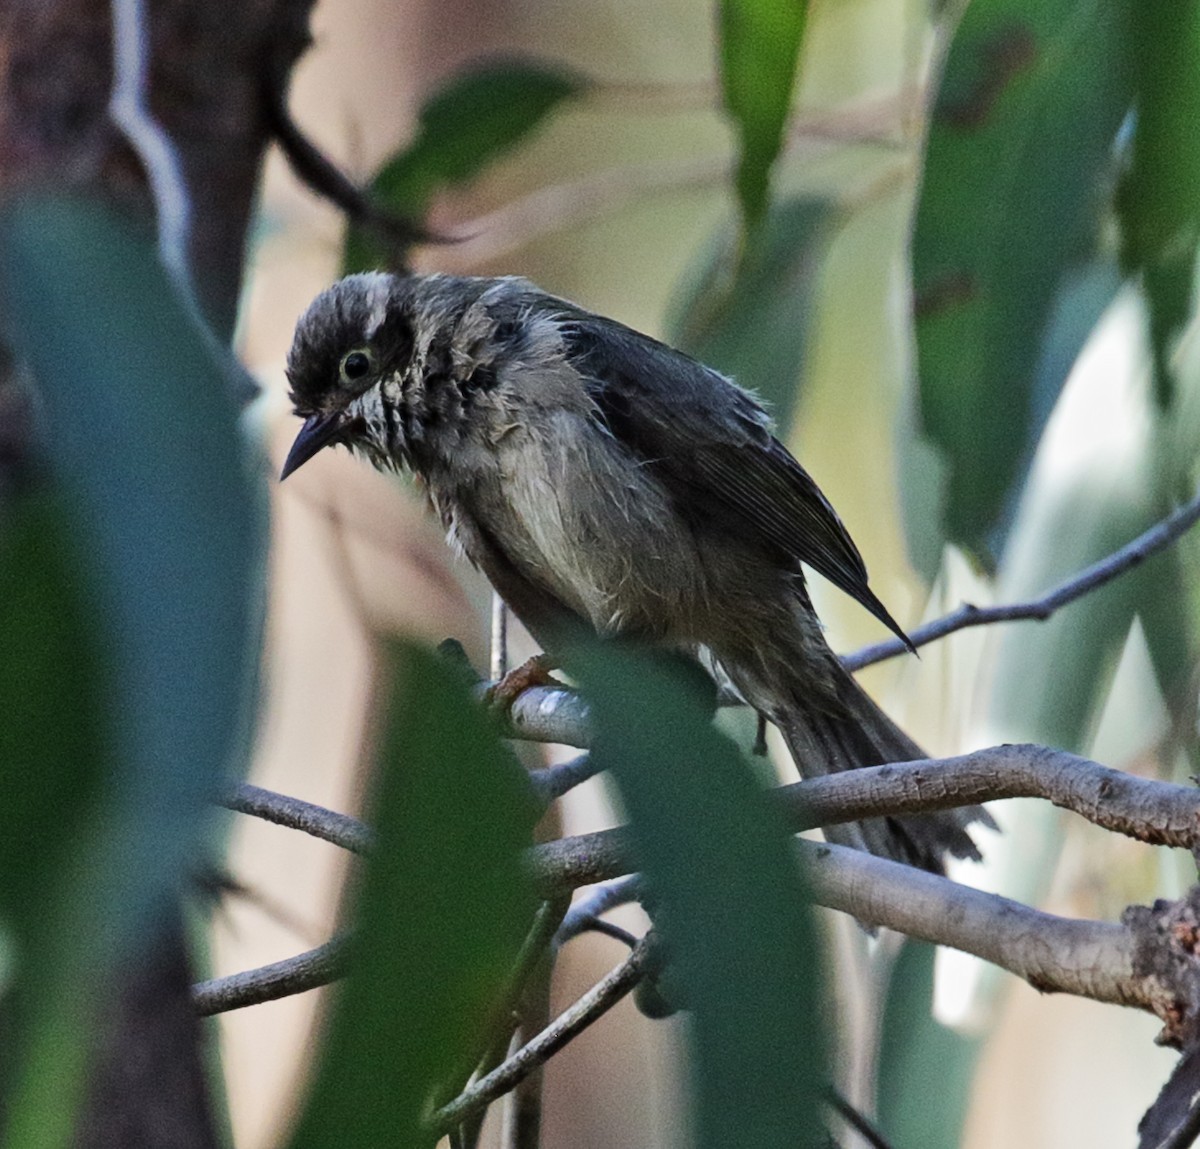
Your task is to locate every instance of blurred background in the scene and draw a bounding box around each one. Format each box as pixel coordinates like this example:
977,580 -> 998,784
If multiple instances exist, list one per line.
201,0 -> 1200,1145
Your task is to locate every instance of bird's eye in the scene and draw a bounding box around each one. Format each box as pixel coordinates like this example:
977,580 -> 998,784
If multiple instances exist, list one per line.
340,349 -> 372,382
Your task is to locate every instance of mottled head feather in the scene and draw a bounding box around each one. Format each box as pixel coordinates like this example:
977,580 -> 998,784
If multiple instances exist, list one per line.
285,273 -> 416,414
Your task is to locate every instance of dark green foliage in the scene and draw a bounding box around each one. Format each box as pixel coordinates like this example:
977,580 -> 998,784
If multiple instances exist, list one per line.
573,644 -> 828,1149
912,0 -> 1136,560
671,197 -> 834,432
718,0 -> 808,232
1117,3 -> 1200,408
344,60 -> 584,271
286,642 -> 541,1149
0,195 -> 262,1146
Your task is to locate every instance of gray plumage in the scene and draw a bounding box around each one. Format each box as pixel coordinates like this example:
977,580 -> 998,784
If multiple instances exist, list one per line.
284,271 -> 993,873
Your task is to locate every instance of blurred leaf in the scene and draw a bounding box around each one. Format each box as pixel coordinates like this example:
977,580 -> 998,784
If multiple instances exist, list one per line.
993,480 -> 1159,751
1117,5 -> 1200,408
877,942 -> 983,1149
0,195 -> 262,1146
0,490 -> 107,1149
345,59 -> 584,272
901,252 -> 1123,574
574,645 -> 826,1149
0,491 -> 105,926
913,0 -> 1136,560
669,197 -> 835,432
1136,547 -> 1200,772
718,0 -> 808,232
287,641 -> 540,1149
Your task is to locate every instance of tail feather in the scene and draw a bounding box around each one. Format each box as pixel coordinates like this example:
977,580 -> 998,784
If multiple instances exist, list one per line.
778,671 -> 994,875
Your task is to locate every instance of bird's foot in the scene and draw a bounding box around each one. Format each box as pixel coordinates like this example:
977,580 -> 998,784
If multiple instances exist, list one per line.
485,653 -> 565,712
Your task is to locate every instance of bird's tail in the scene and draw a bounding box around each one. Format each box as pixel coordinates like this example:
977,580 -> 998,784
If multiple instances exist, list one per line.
777,666 -> 994,874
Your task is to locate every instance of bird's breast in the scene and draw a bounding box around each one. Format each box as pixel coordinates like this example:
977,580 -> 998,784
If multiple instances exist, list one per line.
440,409 -> 709,639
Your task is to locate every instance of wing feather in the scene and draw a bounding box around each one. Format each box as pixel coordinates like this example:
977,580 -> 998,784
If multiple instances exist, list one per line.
552,306 -> 913,650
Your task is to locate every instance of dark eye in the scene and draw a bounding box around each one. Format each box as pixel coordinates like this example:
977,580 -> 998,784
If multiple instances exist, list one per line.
341,350 -> 372,381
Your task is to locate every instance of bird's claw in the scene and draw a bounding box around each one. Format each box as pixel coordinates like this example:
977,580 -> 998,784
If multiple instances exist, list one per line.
484,654 -> 565,713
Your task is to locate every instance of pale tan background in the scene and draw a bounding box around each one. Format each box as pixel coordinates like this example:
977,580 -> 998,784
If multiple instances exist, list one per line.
211,0 -> 1182,1144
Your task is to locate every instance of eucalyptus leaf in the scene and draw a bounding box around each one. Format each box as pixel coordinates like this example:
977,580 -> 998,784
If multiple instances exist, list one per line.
718,0 -> 808,232
877,942 -> 982,1149
286,641 -> 540,1149
0,194 -> 262,1146
573,644 -> 827,1149
1117,8 -> 1200,408
345,59 -> 584,272
913,0 -> 1136,560
0,490 -> 107,1149
669,197 -> 834,432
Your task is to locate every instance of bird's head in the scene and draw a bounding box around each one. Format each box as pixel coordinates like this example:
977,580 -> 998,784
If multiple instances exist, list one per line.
281,272 -> 422,479
283,271 -> 550,481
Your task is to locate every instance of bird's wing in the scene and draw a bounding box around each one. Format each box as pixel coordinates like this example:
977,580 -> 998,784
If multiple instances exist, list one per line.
553,306 -> 913,649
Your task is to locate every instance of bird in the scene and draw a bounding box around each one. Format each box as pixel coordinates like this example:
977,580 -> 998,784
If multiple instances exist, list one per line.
281,271 -> 992,872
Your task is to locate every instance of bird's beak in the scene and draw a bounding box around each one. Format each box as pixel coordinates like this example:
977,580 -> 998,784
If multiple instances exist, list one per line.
280,410 -> 346,480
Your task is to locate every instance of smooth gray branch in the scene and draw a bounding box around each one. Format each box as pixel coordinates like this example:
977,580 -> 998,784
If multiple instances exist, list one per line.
213,744 -> 1200,1019
218,783 -> 373,854
221,743 -> 1200,886
798,839 -> 1144,1008
774,743 -> 1200,850
844,486 -> 1200,671
429,934 -> 657,1133
524,744 -> 1200,896
193,935 -> 350,1016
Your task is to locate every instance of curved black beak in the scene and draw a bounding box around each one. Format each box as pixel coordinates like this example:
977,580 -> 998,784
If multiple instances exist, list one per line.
280,411 -> 346,480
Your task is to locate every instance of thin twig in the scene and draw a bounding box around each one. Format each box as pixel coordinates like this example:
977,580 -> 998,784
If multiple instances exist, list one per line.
826,1090 -> 896,1149
193,935 -> 351,1016
218,783 -> 373,854
563,917 -> 640,950
223,742 -> 1200,877
491,594 -> 509,681
556,875 -> 643,947
844,487 -> 1200,671
261,42 -> 428,264
527,753 -> 602,804
429,935 -> 657,1134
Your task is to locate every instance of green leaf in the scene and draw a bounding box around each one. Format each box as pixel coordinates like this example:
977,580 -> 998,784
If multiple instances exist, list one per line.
990,480 -> 1167,754
0,491 -> 105,927
1117,4 -> 1200,407
344,59 -> 584,272
669,197 -> 835,433
913,0 -> 1137,559
0,490 -> 108,1149
573,645 -> 827,1149
877,942 -> 983,1149
287,641 -> 540,1149
718,0 -> 808,232
0,195 -> 263,1146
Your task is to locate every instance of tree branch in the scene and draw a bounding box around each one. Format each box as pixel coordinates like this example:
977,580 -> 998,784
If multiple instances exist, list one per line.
844,486 -> 1200,671
213,744 -> 1200,1020
222,743 -> 1200,883
798,839 -> 1145,1008
192,935 -> 350,1016
218,783 -> 373,854
428,935 -> 658,1134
